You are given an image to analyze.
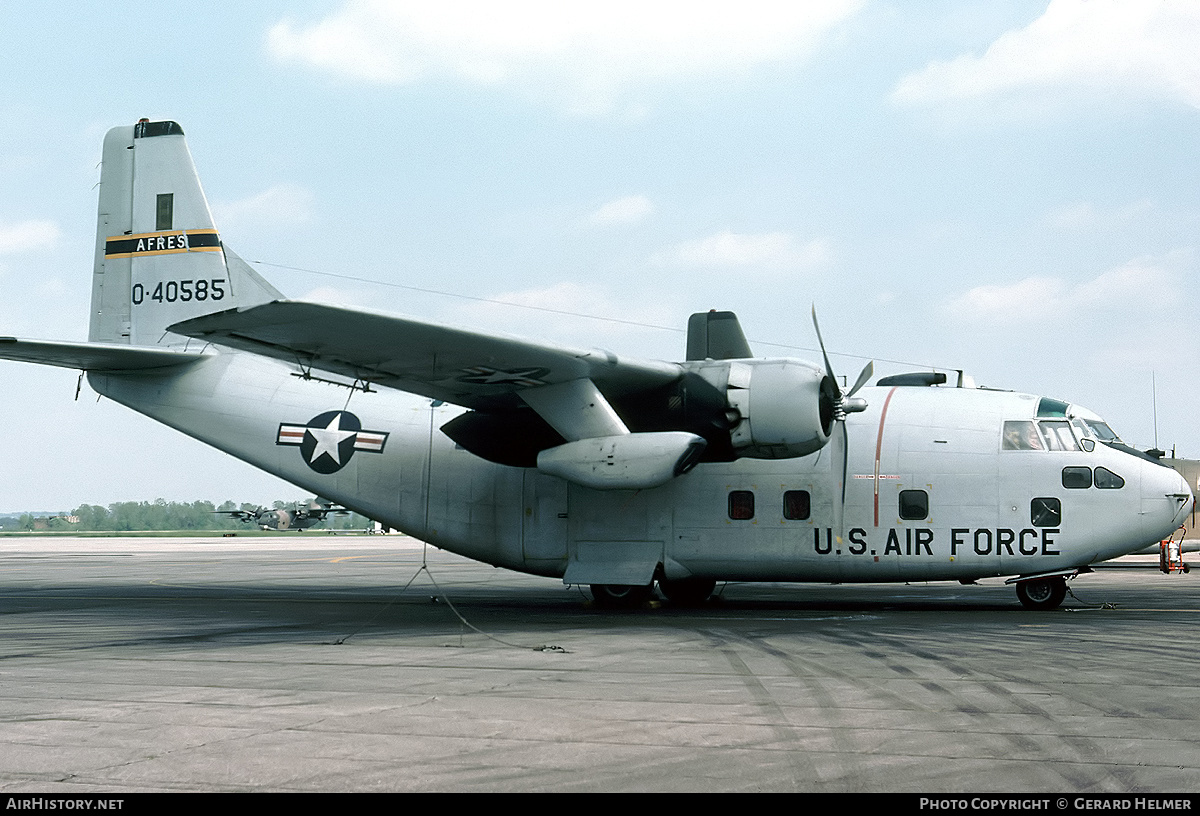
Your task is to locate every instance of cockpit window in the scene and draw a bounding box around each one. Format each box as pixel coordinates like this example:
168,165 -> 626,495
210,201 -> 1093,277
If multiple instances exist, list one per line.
1039,420 -> 1080,452
1036,398 -> 1070,418
1002,421 -> 1044,451
1095,467 -> 1125,489
1070,419 -> 1096,451
1084,420 -> 1121,443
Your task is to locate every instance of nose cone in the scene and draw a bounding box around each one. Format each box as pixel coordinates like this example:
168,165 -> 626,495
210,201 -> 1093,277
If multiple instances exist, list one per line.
1141,461 -> 1194,541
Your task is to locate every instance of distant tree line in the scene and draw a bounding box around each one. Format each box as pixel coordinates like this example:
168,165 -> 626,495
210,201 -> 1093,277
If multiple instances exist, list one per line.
0,500 -> 373,533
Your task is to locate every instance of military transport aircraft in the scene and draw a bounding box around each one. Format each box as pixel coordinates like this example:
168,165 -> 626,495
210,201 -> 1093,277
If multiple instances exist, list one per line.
0,120 -> 1192,609
218,498 -> 345,531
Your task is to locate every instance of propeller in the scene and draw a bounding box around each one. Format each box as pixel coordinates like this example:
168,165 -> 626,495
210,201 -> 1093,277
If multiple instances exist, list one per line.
811,306 -> 873,543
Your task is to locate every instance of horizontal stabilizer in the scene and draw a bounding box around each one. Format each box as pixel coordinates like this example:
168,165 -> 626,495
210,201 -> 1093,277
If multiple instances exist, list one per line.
0,337 -> 208,371
171,300 -> 681,410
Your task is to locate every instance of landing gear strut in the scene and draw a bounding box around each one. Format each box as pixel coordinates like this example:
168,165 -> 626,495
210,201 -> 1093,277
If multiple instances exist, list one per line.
1015,575 -> 1067,610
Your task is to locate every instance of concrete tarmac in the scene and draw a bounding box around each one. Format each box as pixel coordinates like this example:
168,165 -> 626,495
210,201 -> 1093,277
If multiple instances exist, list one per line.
2,534 -> 1199,793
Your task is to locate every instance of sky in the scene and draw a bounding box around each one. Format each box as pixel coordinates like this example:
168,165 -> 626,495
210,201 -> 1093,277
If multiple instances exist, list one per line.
1,0 -> 1198,512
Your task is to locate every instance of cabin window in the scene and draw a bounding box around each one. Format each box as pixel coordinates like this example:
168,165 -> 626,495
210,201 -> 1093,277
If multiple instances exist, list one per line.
1031,497 -> 1061,527
783,490 -> 811,520
1002,421 -> 1044,451
1095,467 -> 1125,489
728,490 -> 755,520
156,193 -> 174,231
898,489 -> 928,520
1062,467 -> 1092,489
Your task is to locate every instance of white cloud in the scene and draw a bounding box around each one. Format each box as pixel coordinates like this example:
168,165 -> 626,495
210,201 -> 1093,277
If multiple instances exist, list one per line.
949,252 -> 1186,323
1073,256 -> 1180,309
950,276 -> 1066,321
587,195 -> 654,226
267,0 -> 864,114
660,230 -> 832,272
212,184 -> 315,233
893,0 -> 1200,109
1045,199 -> 1154,230
0,220 -> 61,255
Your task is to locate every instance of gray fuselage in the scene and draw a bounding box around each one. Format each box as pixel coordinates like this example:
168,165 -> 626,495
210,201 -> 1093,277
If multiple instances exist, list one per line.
89,350 -> 1192,587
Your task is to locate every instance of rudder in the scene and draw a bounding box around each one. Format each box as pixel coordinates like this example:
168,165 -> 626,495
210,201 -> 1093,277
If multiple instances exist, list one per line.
90,120 -> 282,346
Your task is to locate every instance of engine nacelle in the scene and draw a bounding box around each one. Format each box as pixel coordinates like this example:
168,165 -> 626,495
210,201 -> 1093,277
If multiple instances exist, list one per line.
725,359 -> 835,459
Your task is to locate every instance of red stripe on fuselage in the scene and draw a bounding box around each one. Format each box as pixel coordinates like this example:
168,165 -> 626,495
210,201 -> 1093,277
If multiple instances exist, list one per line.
873,386 -> 900,527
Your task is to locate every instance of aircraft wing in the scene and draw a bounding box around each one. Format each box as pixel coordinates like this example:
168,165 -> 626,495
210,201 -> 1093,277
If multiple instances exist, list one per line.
0,338 -> 209,371
213,510 -> 255,522
170,301 -> 682,411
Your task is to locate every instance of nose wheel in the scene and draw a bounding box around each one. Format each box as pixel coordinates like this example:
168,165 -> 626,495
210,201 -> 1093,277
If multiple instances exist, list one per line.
1015,575 -> 1067,610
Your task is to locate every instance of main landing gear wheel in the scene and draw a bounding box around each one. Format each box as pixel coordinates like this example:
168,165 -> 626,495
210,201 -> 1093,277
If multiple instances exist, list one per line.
1016,576 -> 1067,610
657,577 -> 716,606
590,583 -> 654,609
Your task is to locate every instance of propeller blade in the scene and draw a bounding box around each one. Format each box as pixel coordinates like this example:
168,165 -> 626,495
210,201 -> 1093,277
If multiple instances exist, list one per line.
811,305 -> 838,394
812,306 -> 872,544
848,360 -> 874,398
832,420 -> 848,544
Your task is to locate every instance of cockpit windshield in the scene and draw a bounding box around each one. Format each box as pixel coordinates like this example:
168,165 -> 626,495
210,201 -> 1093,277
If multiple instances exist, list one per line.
1082,419 -> 1121,443
1002,401 -> 1123,452
1039,420 -> 1079,451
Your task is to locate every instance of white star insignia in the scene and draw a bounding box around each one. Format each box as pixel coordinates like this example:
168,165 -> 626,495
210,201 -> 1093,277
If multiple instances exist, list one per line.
306,413 -> 357,466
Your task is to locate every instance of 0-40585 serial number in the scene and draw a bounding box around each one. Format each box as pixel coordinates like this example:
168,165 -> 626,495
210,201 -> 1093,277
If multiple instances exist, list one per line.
132,279 -> 226,305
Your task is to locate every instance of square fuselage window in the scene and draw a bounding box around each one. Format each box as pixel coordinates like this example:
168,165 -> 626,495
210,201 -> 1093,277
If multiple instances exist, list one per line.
1031,497 -> 1062,527
899,489 -> 928,520
728,490 -> 755,520
783,490 -> 811,520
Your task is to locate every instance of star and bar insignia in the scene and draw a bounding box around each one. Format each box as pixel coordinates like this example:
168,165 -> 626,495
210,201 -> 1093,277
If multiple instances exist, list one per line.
276,410 -> 388,474
456,365 -> 549,387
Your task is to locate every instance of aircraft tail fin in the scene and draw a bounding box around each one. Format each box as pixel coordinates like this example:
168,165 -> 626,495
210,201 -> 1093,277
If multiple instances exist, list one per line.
90,120 -> 283,346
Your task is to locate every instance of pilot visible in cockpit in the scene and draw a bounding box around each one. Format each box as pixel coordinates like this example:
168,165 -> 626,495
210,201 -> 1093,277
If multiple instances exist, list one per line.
1002,421 -> 1045,451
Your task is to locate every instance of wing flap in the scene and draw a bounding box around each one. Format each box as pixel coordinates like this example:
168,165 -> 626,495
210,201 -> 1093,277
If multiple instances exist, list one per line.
171,301 -> 681,409
0,337 -> 209,371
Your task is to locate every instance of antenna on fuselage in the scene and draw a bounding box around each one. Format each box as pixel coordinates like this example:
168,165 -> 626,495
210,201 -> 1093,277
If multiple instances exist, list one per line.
1152,371 -> 1160,451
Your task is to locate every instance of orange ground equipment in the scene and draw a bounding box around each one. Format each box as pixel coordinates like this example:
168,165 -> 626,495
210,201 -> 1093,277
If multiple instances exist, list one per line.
1160,527 -> 1190,574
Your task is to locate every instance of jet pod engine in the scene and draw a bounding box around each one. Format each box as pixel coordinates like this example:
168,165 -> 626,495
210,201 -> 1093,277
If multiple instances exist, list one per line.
723,359 -> 836,460
536,431 -> 707,490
